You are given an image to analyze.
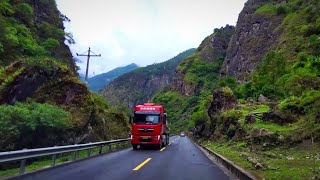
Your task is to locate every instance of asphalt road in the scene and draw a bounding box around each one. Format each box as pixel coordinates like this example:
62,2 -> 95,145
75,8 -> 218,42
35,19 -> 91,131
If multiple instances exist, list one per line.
16,136 -> 233,180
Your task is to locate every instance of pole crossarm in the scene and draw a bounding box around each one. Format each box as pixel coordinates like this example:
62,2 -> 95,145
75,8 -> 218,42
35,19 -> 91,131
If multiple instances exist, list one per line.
76,47 -> 101,82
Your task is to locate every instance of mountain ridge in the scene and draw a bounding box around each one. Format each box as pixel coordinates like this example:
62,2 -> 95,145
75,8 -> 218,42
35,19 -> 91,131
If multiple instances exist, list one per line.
86,63 -> 139,92
100,48 -> 196,108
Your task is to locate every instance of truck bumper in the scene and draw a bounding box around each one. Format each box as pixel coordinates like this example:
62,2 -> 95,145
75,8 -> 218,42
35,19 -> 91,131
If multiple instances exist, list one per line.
130,135 -> 161,145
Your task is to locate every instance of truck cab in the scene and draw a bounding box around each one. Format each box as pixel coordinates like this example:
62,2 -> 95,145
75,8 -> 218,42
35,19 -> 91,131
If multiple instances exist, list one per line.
130,103 -> 169,150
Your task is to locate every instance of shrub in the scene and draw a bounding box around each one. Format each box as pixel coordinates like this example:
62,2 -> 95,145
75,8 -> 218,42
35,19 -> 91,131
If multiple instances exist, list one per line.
221,110 -> 243,124
218,76 -> 237,91
14,3 -> 34,25
252,51 -> 288,98
222,86 -> 234,98
0,1 -> 14,16
43,38 -> 60,51
0,102 -> 71,150
193,111 -> 208,127
23,57 -> 69,73
276,5 -> 289,15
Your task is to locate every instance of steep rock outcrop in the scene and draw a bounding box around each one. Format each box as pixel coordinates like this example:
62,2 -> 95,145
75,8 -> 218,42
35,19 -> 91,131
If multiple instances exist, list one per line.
198,25 -> 235,62
221,0 -> 285,81
172,25 -> 235,95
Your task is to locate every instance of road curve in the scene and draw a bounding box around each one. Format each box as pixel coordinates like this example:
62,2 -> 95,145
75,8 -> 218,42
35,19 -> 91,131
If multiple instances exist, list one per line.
14,136 -> 233,180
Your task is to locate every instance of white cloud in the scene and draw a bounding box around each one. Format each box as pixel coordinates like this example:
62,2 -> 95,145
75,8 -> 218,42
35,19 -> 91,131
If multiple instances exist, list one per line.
56,0 -> 247,77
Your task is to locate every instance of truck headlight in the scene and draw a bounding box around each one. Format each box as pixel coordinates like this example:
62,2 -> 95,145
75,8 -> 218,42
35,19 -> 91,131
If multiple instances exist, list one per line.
130,135 -> 133,140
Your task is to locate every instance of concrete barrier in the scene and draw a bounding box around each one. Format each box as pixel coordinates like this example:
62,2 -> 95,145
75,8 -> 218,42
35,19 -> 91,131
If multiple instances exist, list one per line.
200,144 -> 257,180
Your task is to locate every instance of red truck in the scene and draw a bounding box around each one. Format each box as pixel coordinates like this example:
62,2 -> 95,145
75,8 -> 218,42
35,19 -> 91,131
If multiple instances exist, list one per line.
130,103 -> 169,150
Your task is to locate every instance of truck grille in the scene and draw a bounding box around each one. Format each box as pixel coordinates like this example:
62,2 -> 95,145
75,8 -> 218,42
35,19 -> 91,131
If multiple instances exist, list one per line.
139,138 -> 152,142
137,128 -> 154,132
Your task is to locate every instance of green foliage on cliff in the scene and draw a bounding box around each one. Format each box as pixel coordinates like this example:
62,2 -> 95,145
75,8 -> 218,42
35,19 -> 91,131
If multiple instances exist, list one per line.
0,0 -> 73,66
0,102 -> 71,150
177,52 -> 223,89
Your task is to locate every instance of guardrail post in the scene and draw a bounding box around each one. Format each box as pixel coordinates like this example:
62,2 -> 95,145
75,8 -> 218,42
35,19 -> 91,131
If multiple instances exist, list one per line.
99,146 -> 103,154
19,148 -> 27,174
108,145 -> 112,152
51,154 -> 56,167
19,159 -> 26,174
51,146 -> 57,166
88,148 -> 91,157
72,151 -> 77,161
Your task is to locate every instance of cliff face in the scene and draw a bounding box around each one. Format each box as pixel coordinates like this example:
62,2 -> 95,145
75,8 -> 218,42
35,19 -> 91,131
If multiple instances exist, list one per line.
172,25 -> 235,96
221,0 -> 285,81
100,49 -> 195,108
0,0 -> 129,151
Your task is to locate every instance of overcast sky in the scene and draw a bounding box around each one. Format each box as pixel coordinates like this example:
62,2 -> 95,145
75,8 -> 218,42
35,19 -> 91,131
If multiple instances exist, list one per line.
56,0 -> 247,77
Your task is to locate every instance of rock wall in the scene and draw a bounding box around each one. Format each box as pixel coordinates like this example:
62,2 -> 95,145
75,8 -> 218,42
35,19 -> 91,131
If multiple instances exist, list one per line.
221,0 -> 285,82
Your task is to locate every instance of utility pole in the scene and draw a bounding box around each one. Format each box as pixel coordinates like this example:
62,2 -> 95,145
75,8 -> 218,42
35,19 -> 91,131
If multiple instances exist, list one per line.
76,47 -> 101,82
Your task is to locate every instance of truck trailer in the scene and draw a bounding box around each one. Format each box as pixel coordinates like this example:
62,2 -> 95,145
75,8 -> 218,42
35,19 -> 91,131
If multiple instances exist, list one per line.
130,103 -> 169,150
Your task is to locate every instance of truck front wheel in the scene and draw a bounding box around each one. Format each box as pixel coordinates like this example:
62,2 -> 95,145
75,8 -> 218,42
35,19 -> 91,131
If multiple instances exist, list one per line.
132,145 -> 138,150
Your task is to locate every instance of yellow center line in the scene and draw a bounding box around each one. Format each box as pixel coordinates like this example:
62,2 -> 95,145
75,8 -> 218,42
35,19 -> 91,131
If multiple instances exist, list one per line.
168,143 -> 171,146
133,158 -> 152,171
160,147 -> 166,152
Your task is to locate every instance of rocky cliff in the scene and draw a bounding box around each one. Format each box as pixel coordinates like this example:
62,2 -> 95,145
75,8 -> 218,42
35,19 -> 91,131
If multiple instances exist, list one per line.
221,0 -> 285,82
172,25 -> 235,95
100,49 -> 195,108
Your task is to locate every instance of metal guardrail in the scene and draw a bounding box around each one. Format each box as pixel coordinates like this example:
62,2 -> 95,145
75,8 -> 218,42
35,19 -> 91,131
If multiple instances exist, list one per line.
0,138 -> 130,175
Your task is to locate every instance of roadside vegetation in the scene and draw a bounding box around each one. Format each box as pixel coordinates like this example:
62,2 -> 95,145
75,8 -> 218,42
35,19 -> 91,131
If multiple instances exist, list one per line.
206,141 -> 320,179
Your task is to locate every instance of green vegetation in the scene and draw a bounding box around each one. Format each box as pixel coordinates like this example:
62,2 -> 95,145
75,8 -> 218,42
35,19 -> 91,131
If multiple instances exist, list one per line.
177,52 -> 223,90
0,102 -> 71,151
0,0 -> 73,66
255,4 -> 277,15
152,90 -> 198,133
255,3 -> 289,16
0,0 -> 130,154
150,3 -> 320,179
206,141 -> 320,179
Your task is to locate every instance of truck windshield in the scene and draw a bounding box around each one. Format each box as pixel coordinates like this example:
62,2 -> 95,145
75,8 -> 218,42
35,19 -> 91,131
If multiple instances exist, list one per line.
133,114 -> 159,124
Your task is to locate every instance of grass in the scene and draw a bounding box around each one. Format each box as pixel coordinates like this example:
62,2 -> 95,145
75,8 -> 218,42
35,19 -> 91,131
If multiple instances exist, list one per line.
254,120 -> 298,132
233,104 -> 300,133
206,141 -> 320,180
255,4 -> 277,15
230,104 -> 270,124
0,142 -> 131,178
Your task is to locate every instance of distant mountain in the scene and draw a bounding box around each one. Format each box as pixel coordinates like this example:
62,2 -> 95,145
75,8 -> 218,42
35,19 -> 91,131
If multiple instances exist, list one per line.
87,63 -> 139,92
100,48 -> 196,108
